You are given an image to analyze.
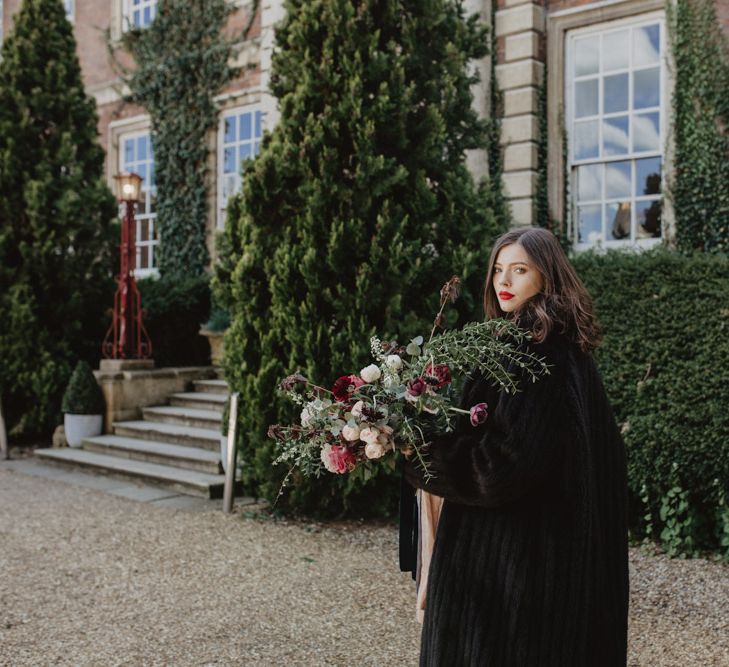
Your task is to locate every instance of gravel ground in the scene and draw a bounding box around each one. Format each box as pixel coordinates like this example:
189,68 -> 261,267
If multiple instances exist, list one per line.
1,465 -> 728,666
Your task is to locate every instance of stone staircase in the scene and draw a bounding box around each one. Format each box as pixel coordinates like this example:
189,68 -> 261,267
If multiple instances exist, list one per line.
36,378 -> 237,499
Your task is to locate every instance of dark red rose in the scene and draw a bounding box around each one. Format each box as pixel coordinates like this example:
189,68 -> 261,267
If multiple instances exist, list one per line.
407,376 -> 428,397
425,363 -> 452,389
469,402 -> 489,427
331,374 -> 366,402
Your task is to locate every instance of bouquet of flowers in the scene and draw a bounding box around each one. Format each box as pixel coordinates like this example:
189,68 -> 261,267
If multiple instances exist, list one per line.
268,277 -> 549,485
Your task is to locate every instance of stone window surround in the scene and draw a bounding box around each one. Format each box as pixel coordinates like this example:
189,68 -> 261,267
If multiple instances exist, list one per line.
546,0 -> 674,249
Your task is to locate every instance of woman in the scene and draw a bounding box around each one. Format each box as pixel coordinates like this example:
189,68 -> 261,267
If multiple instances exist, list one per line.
403,227 -> 629,666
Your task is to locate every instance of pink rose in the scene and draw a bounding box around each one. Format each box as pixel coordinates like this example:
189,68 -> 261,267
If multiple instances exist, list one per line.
469,402 -> 489,427
321,444 -> 357,474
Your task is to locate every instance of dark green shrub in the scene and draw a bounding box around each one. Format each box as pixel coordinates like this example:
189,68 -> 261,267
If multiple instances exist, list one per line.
62,361 -> 105,415
202,308 -> 231,333
573,248 -> 729,556
137,274 -> 211,367
0,0 -> 117,435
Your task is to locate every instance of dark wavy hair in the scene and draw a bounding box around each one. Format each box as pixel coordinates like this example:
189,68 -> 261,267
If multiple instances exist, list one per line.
483,228 -> 602,353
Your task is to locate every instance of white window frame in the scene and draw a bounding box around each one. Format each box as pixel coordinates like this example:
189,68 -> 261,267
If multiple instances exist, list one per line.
119,130 -> 158,278
565,11 -> 667,252
121,0 -> 157,31
216,104 -> 264,228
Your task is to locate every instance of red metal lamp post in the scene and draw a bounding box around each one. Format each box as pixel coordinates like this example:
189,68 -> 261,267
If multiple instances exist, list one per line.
102,172 -> 153,360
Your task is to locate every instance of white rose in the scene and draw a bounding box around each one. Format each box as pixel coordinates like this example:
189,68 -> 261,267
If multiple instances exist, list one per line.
364,442 -> 386,459
351,400 -> 365,418
359,426 -> 381,445
360,364 -> 382,383
300,408 -> 313,427
385,354 -> 402,371
341,424 -> 360,441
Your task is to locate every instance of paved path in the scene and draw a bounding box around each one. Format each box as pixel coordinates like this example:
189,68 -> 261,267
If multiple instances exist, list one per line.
1,459 -> 727,666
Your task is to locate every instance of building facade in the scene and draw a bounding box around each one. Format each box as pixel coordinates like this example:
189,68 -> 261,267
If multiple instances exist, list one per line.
1,0 -> 728,272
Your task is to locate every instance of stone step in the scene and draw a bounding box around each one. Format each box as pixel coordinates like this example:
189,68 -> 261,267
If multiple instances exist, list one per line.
193,378 -> 229,395
169,392 -> 226,413
82,435 -> 222,475
142,405 -> 222,430
113,420 -> 221,452
35,448 -> 237,499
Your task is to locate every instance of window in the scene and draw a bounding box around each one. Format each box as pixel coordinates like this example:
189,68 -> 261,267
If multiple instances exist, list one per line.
120,132 -> 157,275
218,106 -> 264,227
64,0 -> 74,21
566,16 -> 665,248
123,0 -> 157,30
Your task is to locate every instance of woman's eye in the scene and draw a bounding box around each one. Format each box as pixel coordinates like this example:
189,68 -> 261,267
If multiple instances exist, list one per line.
516,268 -> 525,274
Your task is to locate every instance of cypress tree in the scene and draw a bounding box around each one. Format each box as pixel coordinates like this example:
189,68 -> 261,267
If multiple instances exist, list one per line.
216,0 -> 505,515
0,0 -> 117,435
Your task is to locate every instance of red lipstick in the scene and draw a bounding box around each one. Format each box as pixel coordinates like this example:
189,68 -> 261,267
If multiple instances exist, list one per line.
498,291 -> 515,300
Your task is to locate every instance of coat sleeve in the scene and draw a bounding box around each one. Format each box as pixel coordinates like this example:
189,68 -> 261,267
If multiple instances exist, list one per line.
403,339 -> 573,508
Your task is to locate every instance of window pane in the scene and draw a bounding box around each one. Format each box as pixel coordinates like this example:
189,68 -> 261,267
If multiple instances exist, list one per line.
224,147 -> 235,173
575,37 -> 599,76
635,157 -> 661,195
222,174 -> 237,199
239,113 -> 252,140
137,135 -> 147,161
604,73 -> 628,113
239,144 -> 252,162
143,6 -> 151,25
575,79 -> 599,118
574,120 -> 599,160
137,164 -> 147,184
224,116 -> 235,143
605,160 -> 631,199
133,9 -> 141,26
124,139 -> 134,164
140,245 -> 150,270
577,164 -> 602,201
139,220 -> 150,242
577,204 -> 602,244
633,67 -> 660,109
636,199 -> 661,238
633,24 -> 660,68
254,141 -> 261,155
255,111 -> 262,138
607,202 -> 631,240
632,112 -> 660,152
149,162 -> 155,186
603,30 -> 629,71
603,115 -> 629,156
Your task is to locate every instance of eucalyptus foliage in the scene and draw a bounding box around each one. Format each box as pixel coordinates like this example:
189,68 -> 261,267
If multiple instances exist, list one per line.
669,0 -> 729,254
117,0 -> 240,276
217,0 -> 505,516
0,0 -> 116,434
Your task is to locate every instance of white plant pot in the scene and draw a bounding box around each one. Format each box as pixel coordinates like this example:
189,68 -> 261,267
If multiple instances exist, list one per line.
64,413 -> 103,448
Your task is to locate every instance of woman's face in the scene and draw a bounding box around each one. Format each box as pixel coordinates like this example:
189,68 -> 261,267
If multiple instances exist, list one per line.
492,242 -> 544,313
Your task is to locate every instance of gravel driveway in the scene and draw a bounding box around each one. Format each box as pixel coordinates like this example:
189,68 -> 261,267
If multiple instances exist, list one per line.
1,464 -> 727,666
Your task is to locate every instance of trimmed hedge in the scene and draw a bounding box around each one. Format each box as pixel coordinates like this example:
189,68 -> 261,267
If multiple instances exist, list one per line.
137,274 -> 211,368
573,248 -> 729,557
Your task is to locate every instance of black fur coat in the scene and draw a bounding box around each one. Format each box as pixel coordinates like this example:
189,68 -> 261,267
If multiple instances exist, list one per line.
402,330 -> 629,666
